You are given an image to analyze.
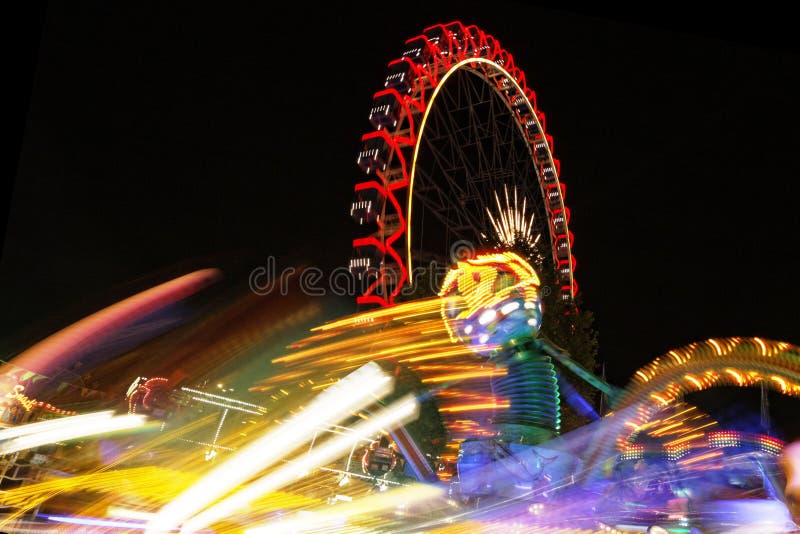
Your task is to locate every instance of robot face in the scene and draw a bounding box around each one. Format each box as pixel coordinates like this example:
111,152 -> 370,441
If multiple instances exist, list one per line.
439,252 -> 542,351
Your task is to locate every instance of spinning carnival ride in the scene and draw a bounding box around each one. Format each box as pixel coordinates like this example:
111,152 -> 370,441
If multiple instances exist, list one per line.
3,20 -> 800,534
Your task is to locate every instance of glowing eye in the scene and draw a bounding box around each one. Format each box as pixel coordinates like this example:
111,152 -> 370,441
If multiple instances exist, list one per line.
500,302 -> 520,315
464,324 -> 473,335
478,309 -> 496,325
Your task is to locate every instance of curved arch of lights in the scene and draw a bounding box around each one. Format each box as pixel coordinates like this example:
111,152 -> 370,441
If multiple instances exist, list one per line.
622,337 -> 800,407
350,21 -> 575,307
586,337 -> 800,467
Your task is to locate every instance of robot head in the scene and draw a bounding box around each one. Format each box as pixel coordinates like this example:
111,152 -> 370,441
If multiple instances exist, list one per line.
439,251 -> 542,353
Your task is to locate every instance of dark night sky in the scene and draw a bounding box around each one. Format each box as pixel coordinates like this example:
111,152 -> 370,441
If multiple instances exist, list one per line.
3,3 -> 800,424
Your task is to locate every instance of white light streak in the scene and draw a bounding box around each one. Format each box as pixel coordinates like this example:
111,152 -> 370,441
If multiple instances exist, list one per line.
0,413 -> 148,455
146,362 -> 394,533
181,395 -> 420,533
0,410 -> 115,442
107,507 -> 157,522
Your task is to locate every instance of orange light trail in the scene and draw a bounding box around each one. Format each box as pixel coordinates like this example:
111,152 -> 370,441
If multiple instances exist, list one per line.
684,374 -> 703,389
439,402 -> 510,413
724,368 -> 744,385
422,369 -> 507,383
677,450 -> 723,466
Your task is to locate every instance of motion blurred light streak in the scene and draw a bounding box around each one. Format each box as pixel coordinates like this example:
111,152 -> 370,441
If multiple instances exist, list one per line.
4,268 -> 221,377
44,514 -> 148,530
422,369 -> 507,383
180,394 -> 420,532
245,483 -> 443,534
439,402 -> 510,413
310,298 -> 445,332
0,467 -> 196,512
0,409 -> 114,441
145,362 -> 394,533
107,507 -> 158,521
0,413 -> 149,455
262,293 -> 511,439
2,435 -> 198,526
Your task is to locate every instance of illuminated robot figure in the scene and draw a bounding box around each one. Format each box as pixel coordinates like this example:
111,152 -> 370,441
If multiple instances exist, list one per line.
439,252 -> 611,501
441,252 -> 558,445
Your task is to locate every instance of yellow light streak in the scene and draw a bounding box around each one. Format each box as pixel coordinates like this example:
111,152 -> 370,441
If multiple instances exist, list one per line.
754,337 -> 768,356
649,393 -> 669,406
772,375 -> 788,393
724,368 -> 744,386
684,374 -> 703,389
668,350 -> 684,364
245,483 -> 443,534
181,395 -> 420,532
665,432 -> 707,448
678,450 -> 723,466
438,402 -> 509,413
422,369 -> 507,383
146,362 -> 393,533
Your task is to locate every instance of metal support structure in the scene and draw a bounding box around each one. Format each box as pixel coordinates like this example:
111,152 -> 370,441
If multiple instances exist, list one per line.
536,338 -> 622,405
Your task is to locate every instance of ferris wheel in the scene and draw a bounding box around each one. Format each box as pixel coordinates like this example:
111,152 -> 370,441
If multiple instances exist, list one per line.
349,21 -> 576,307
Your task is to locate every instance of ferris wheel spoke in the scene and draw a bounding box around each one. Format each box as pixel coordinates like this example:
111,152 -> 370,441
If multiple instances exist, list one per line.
423,73 -> 533,245
411,172 -> 475,245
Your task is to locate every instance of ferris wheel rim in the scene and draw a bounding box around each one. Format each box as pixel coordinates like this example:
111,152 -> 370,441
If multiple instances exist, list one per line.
351,21 -> 577,306
407,57 -> 564,284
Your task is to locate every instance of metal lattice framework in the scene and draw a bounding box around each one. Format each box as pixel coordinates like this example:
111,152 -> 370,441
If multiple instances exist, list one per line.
349,21 -> 576,307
